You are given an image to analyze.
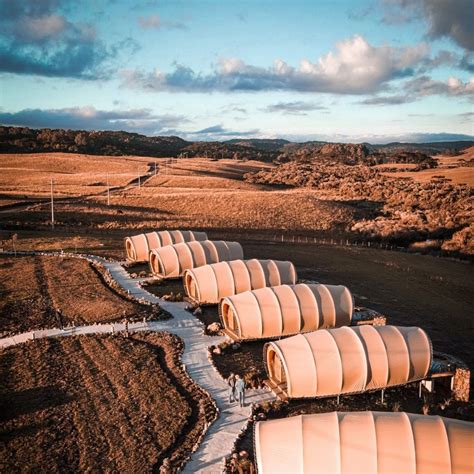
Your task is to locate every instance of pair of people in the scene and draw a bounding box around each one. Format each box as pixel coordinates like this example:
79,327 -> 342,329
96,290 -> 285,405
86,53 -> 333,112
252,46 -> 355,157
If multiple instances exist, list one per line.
227,373 -> 245,407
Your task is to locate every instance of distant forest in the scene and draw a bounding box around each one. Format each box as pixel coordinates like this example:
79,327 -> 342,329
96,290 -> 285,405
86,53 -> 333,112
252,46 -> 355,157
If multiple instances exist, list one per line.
0,125 -> 472,163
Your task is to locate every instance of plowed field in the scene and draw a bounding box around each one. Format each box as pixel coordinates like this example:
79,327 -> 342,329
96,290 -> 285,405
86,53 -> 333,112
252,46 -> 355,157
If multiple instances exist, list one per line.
0,255 -> 151,335
0,333 -> 216,472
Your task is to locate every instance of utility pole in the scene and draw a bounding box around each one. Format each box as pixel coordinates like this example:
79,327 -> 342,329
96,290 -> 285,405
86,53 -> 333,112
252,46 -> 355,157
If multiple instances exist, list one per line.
106,173 -> 110,206
50,177 -> 55,229
154,161 -> 157,176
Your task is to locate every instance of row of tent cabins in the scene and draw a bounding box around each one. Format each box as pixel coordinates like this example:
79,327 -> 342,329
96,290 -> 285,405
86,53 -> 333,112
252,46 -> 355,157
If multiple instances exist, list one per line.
124,230 -> 470,403
125,230 -> 472,472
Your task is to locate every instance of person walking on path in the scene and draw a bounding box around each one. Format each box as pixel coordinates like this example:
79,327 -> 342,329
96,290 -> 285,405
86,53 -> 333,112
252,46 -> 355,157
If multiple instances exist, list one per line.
227,373 -> 237,403
235,375 -> 246,407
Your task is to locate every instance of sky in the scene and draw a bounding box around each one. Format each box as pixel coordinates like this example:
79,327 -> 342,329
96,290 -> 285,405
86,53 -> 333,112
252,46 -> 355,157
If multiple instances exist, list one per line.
0,0 -> 473,143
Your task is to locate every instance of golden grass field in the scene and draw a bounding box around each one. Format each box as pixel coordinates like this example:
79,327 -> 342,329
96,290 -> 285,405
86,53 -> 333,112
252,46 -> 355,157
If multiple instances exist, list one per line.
0,155 -> 357,234
0,152 -> 472,244
0,153 -> 152,201
379,146 -> 474,186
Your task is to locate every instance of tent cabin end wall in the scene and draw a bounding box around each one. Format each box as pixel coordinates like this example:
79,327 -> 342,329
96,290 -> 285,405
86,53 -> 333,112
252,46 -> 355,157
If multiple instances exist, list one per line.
125,237 -> 135,261
265,344 -> 287,388
149,251 -> 162,276
184,272 -> 200,303
219,300 -> 239,335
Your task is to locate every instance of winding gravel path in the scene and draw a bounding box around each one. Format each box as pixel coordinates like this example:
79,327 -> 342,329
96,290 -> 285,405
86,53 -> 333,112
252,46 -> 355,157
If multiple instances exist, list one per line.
0,253 -> 274,473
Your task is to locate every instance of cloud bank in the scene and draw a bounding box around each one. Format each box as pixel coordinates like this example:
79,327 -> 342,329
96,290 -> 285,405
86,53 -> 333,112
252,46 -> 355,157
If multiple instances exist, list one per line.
0,0 -> 133,78
0,106 -> 187,135
122,35 -> 429,95
383,0 -> 473,51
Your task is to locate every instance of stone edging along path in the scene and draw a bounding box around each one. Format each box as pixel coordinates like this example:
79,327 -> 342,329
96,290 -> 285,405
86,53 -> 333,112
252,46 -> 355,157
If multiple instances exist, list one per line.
0,252 -> 275,474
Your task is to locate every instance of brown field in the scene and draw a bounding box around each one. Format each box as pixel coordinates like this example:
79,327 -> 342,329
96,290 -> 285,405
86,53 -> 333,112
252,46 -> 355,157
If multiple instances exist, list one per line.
0,255 -> 151,335
380,147 -> 474,186
385,166 -> 474,186
0,155 -> 361,234
0,332 -> 216,472
0,153 -> 154,202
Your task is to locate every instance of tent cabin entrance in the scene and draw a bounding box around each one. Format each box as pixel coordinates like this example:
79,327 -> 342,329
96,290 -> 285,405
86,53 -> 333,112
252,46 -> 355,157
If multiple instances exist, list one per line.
266,346 -> 287,386
149,253 -> 161,276
125,238 -> 135,261
184,273 -> 198,301
220,301 -> 240,339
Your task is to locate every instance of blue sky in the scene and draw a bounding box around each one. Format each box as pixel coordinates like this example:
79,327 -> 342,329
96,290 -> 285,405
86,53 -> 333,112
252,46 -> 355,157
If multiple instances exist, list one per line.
0,0 -> 473,143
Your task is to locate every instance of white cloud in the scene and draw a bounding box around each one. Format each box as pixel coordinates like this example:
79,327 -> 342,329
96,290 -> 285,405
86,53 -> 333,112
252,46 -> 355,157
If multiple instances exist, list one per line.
121,35 -> 430,95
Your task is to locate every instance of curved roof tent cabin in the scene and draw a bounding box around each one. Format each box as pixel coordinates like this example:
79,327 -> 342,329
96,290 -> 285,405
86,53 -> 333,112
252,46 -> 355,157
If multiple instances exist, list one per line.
183,259 -> 297,305
149,240 -> 244,278
124,230 -> 207,262
255,411 -> 474,474
264,325 -> 432,399
220,283 -> 354,341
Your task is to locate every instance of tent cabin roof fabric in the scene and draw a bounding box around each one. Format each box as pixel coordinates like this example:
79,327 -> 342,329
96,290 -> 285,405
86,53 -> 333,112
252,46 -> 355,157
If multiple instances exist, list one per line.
124,230 -> 207,262
265,325 -> 432,398
183,259 -> 297,305
255,411 -> 474,474
149,240 -> 244,278
220,283 -> 353,341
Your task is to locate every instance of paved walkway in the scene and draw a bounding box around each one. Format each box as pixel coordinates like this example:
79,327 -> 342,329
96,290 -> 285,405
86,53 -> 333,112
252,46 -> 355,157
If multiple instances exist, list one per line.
0,253 -> 274,473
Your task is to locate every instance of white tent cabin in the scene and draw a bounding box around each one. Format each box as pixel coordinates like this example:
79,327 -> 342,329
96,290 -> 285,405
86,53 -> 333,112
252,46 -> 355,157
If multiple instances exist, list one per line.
149,240 -> 243,278
264,325 -> 432,399
124,230 -> 207,262
219,283 -> 354,340
183,259 -> 297,304
255,411 -> 474,474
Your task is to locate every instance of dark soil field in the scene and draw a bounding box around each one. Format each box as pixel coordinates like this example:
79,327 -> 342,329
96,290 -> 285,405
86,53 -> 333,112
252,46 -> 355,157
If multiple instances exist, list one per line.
0,255 -> 153,335
0,332 -> 216,472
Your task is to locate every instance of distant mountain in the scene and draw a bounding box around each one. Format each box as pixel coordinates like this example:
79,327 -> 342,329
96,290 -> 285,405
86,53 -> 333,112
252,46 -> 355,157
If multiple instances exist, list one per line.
0,126 -> 190,157
371,141 -> 474,156
0,125 -> 472,160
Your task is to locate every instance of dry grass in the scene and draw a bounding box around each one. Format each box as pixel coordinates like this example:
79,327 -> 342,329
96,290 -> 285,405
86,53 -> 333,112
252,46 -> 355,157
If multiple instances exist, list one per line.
380,147 -> 474,186
0,153 -> 151,199
0,255 -> 149,334
0,332 -> 216,472
0,154 -> 356,234
385,167 -> 474,186
112,187 -> 354,231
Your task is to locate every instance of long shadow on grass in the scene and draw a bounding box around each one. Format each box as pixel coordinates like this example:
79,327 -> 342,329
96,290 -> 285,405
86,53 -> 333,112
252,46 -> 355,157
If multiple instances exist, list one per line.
0,386 -> 74,422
